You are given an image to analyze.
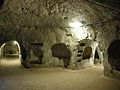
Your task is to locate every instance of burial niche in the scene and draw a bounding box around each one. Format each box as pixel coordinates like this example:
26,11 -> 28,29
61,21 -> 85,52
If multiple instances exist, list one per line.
29,43 -> 44,64
82,47 -> 92,60
51,43 -> 71,68
108,40 -> 120,71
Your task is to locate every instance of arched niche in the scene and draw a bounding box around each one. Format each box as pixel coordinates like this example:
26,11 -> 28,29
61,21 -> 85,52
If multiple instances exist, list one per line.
108,40 -> 120,71
82,47 -> 92,60
78,39 -> 93,46
51,43 -> 71,68
94,48 -> 100,64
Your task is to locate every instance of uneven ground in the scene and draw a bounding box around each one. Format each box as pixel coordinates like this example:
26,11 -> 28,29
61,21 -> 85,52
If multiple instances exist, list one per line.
0,57 -> 120,90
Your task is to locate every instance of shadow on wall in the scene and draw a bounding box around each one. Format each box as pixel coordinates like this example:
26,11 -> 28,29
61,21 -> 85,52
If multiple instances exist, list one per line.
108,40 -> 120,71
20,44 -> 27,64
51,43 -> 71,68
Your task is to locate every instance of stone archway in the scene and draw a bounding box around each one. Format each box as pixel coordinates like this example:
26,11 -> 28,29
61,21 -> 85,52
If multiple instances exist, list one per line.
108,40 -> 120,71
0,40 -> 21,66
1,41 -> 21,58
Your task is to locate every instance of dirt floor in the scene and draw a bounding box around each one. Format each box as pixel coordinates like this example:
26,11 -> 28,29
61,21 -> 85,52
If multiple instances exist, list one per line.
0,57 -> 120,90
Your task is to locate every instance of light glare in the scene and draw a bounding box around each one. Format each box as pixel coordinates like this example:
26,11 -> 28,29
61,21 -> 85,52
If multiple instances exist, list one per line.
69,21 -> 82,28
13,41 -> 18,45
72,27 -> 87,40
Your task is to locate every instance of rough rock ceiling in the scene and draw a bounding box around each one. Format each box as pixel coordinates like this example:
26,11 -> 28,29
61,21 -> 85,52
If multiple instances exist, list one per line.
86,0 -> 120,10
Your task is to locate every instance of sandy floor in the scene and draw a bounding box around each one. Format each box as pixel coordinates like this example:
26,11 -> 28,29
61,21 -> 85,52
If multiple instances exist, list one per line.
0,57 -> 120,90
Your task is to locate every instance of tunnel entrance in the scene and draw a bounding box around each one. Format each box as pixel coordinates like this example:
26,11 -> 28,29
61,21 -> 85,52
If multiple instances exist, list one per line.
0,41 -> 21,66
51,43 -> 71,68
108,40 -> 120,71
0,0 -> 4,8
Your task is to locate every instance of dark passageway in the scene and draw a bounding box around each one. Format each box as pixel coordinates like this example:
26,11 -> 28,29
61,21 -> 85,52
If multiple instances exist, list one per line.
108,40 -> 120,71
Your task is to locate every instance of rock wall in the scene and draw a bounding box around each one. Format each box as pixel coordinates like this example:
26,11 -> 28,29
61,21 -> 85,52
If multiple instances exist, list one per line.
0,0 -> 120,79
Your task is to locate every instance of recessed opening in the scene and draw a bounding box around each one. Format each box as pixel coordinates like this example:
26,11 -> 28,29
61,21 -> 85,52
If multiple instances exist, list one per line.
94,49 -> 101,65
82,47 -> 92,60
0,0 -> 4,8
80,43 -> 86,46
108,40 -> 120,71
77,54 -> 82,57
51,43 -> 71,68
77,59 -> 81,62
78,50 -> 83,53
31,48 -> 43,64
95,50 -> 99,59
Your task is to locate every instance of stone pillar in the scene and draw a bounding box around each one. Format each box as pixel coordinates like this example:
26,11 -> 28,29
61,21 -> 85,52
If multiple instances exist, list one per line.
69,47 -> 77,69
